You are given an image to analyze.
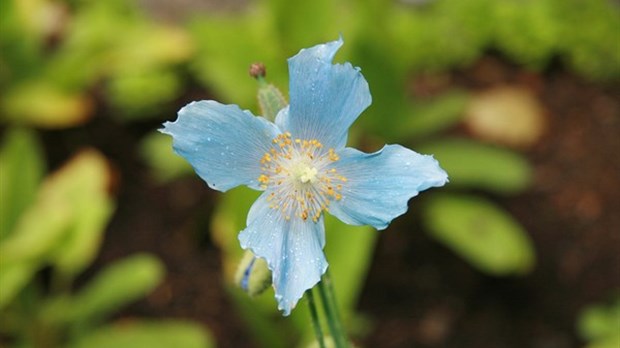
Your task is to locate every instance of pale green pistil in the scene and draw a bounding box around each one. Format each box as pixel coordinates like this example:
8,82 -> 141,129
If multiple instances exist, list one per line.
298,165 -> 318,184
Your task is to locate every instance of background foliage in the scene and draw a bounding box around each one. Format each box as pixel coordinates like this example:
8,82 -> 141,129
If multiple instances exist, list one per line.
1,0 -> 618,347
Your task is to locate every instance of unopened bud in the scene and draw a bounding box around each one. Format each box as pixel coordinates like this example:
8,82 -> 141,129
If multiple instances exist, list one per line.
249,63 -> 266,79
258,83 -> 287,121
235,250 -> 272,297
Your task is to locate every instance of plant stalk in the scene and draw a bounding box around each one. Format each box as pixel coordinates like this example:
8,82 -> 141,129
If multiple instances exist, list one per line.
306,289 -> 327,348
317,270 -> 349,348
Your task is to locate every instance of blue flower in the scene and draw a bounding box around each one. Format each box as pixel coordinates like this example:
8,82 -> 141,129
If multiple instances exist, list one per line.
161,38 -> 448,315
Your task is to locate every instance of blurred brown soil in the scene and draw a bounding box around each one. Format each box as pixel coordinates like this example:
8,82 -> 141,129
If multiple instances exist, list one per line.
40,55 -> 619,348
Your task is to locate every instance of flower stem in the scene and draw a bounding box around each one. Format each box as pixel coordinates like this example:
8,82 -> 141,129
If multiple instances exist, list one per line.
318,270 -> 349,348
306,289 -> 326,348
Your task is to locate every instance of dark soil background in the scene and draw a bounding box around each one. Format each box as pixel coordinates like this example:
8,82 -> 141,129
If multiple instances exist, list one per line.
40,55 -> 620,347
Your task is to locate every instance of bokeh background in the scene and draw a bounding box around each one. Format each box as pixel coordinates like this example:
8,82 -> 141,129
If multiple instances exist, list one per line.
1,0 -> 619,347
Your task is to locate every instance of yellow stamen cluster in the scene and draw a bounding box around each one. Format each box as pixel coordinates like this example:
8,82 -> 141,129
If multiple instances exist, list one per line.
259,132 -> 347,222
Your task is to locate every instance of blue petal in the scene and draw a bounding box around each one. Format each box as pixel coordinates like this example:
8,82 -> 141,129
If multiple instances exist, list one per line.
276,37 -> 371,150
329,145 -> 448,230
238,192 -> 328,316
161,100 -> 281,192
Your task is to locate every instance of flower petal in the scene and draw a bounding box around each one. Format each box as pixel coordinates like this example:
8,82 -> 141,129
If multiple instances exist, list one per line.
329,145 -> 448,230
161,100 -> 280,192
238,192 -> 328,316
276,37 -> 371,150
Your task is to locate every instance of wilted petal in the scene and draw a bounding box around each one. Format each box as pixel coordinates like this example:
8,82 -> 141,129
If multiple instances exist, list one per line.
238,192 -> 328,315
329,145 -> 448,230
161,100 -> 280,192
276,38 -> 371,150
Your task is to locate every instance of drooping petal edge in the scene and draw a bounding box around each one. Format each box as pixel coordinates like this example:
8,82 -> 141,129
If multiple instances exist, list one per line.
161,100 -> 281,192
328,144 -> 448,230
238,192 -> 328,315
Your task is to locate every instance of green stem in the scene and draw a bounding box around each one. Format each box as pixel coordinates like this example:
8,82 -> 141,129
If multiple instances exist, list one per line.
317,270 -> 349,348
306,289 -> 326,348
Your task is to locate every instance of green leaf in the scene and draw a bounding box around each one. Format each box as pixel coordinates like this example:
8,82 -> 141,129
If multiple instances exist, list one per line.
226,287 -> 290,348
107,70 -> 181,118
0,81 -> 92,128
0,150 -> 114,280
387,0 -> 491,73
43,253 -> 165,324
403,91 -> 469,139
210,187 -> 260,278
109,25 -> 193,76
47,150 -> 115,277
0,127 -> 45,241
493,0 -> 560,69
558,0 -> 620,80
0,197 -> 72,265
139,131 -> 193,183
0,261 -> 37,310
188,12 -> 283,107
323,215 -> 377,319
69,320 -> 215,348
417,138 -> 532,194
578,298 -> 620,347
423,193 -> 535,275
267,0 -> 338,48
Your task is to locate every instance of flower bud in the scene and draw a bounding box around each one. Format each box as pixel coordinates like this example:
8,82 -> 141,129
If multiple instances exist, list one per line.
234,250 -> 272,297
249,62 -> 266,79
257,83 -> 287,122
249,62 -> 287,121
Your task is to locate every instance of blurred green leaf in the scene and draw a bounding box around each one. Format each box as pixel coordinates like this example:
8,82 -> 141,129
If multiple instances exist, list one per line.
227,287 -> 290,348
0,127 -> 44,240
387,0 -> 492,73
423,193 -> 535,275
349,37 -> 411,140
0,262 -> 37,310
557,0 -> 620,80
0,0 -> 46,86
267,0 -> 339,49
109,25 -> 193,75
32,0 -> 192,119
188,0 -> 357,109
0,81 -> 93,128
0,149 -> 115,280
323,215 -> 376,320
188,11 -> 283,107
0,200 -> 72,264
43,254 -> 164,325
578,298 -> 620,348
70,320 -> 215,348
403,91 -> 468,140
493,0 -> 560,69
47,150 -> 115,277
417,138 -> 532,194
107,70 -> 181,118
139,131 -> 193,183
0,196 -> 72,265
211,187 -> 261,279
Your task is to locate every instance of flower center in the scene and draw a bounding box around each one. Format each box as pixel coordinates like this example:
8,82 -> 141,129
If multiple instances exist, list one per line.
258,132 -> 347,222
297,166 -> 318,184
